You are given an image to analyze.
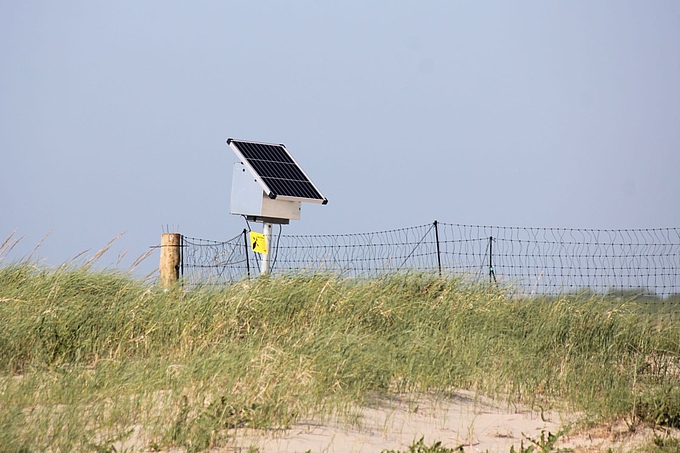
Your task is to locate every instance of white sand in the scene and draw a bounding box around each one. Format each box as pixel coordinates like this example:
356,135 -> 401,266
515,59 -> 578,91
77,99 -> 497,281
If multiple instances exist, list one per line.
232,391 -> 569,452
228,391 -> 665,453
119,390 -> 662,452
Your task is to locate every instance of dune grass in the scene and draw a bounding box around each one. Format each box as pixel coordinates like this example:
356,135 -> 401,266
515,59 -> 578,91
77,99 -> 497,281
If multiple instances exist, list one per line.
1,261 -> 679,452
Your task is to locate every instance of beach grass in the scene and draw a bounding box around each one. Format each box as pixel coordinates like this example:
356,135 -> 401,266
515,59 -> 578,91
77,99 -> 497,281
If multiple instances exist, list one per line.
1,259 -> 679,452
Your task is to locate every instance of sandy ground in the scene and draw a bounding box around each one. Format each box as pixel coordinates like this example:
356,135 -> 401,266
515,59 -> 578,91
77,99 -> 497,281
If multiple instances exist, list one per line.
115,390 -> 666,452
224,391 -> 654,453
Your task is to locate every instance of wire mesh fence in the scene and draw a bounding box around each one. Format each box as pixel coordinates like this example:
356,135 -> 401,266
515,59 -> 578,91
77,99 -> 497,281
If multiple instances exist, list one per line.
180,233 -> 250,284
180,221 -> 680,301
435,223 -> 680,299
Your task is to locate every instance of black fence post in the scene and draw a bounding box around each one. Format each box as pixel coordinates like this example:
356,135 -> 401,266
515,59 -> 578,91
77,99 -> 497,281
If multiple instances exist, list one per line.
179,234 -> 184,279
489,236 -> 497,284
243,228 -> 250,278
433,220 -> 442,277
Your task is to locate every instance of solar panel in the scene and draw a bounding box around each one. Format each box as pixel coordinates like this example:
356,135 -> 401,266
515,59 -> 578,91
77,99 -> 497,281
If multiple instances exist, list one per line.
227,138 -> 328,204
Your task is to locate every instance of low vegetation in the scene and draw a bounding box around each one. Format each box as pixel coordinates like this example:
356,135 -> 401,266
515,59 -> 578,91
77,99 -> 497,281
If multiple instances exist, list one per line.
0,259 -> 679,452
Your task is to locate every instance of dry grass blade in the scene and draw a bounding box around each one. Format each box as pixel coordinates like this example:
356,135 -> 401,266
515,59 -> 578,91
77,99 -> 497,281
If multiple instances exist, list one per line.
116,249 -> 129,267
67,249 -> 92,265
129,248 -> 154,273
0,230 -> 25,260
26,231 -> 52,262
84,232 -> 126,266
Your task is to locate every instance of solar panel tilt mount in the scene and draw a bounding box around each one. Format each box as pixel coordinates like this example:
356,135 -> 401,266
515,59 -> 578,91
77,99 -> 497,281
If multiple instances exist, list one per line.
227,138 -> 328,275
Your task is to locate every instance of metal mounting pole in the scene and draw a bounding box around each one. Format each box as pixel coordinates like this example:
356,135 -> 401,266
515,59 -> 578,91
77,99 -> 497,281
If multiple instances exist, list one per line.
243,229 -> 250,278
489,236 -> 497,284
260,222 -> 273,276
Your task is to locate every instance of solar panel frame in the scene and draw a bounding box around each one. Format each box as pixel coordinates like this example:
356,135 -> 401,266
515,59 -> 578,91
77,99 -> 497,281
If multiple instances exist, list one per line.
227,138 -> 328,204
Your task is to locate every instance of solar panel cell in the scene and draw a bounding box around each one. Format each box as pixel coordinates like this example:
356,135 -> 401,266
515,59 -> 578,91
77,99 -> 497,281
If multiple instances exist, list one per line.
232,141 -> 294,164
249,160 -> 306,181
263,178 -> 320,199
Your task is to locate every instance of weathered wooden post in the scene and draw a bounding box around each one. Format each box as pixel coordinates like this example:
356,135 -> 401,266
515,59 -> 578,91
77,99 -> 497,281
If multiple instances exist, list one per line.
160,233 -> 181,288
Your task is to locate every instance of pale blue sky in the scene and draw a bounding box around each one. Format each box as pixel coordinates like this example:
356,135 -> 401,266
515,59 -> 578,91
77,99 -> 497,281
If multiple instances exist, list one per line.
2,2 -> 679,275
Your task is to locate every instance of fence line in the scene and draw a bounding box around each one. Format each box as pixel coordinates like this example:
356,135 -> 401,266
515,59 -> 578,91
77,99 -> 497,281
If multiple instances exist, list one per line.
179,221 -> 680,300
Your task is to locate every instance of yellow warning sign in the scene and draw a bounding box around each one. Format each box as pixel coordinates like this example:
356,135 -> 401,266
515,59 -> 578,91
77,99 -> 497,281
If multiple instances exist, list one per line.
250,231 -> 268,254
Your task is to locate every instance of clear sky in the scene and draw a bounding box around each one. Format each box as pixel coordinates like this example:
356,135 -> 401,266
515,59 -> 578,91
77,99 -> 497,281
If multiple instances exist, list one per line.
2,2 -> 679,276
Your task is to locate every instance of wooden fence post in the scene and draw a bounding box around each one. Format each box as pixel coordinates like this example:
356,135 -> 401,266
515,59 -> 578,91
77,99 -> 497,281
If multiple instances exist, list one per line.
160,233 -> 181,288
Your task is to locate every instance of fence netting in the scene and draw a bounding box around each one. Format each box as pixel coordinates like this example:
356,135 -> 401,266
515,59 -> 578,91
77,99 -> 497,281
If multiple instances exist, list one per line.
180,221 -> 680,301
180,233 -> 249,285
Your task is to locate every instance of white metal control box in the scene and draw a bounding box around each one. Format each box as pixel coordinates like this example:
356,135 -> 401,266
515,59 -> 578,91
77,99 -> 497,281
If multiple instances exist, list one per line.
230,162 -> 301,222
